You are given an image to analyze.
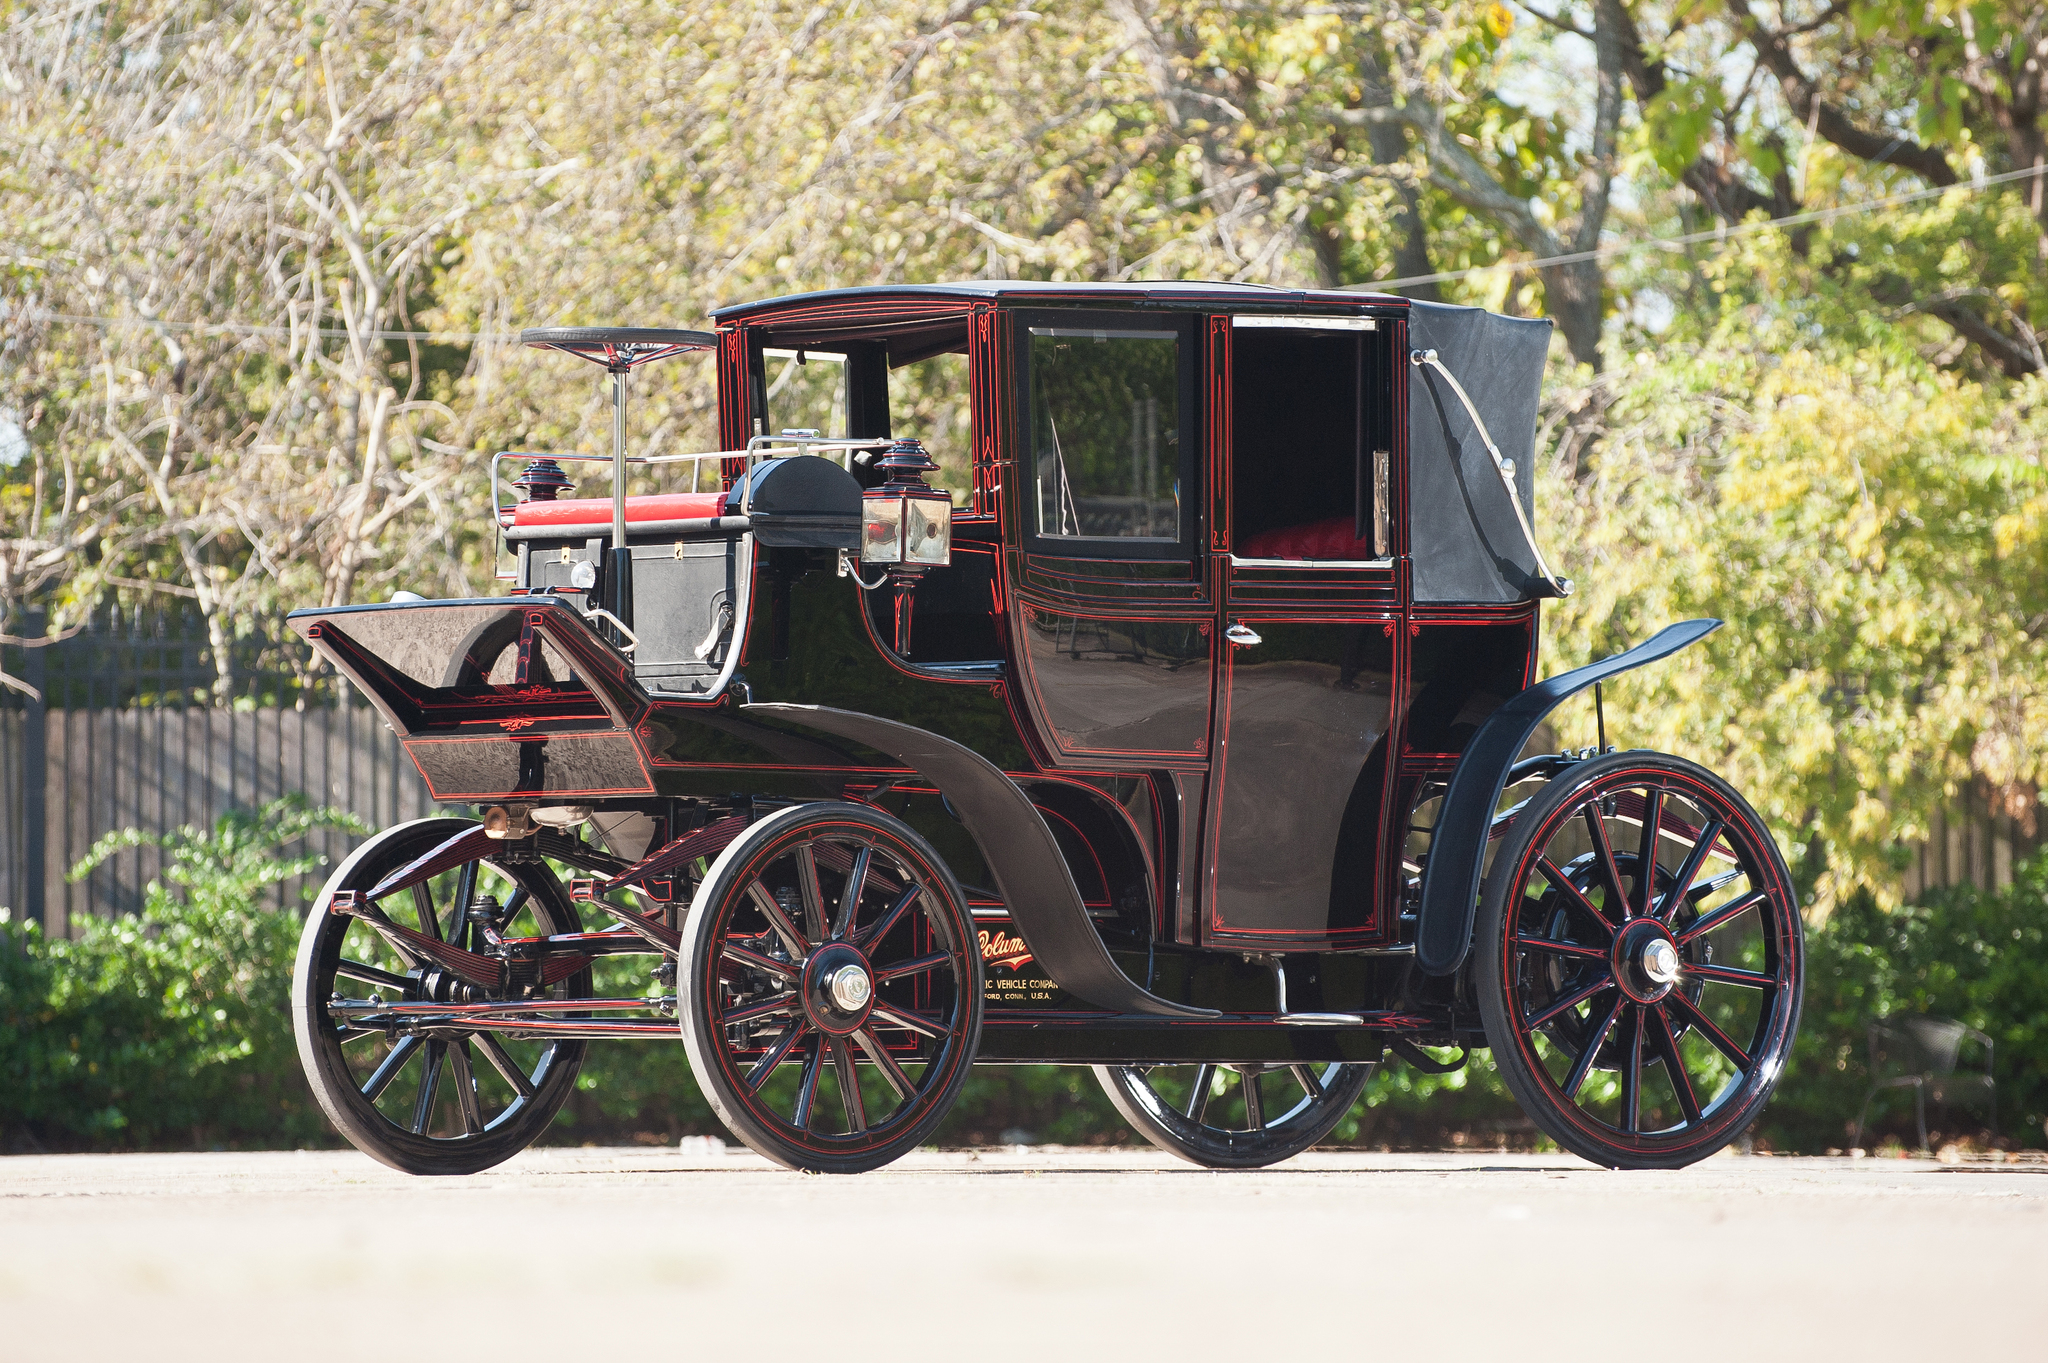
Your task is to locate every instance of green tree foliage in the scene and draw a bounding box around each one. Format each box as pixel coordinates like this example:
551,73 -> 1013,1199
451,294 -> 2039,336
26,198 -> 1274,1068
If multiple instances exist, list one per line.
1538,229 -> 2048,905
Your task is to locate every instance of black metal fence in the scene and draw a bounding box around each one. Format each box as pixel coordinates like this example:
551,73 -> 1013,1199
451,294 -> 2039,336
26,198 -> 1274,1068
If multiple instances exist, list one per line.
1,604 -> 438,935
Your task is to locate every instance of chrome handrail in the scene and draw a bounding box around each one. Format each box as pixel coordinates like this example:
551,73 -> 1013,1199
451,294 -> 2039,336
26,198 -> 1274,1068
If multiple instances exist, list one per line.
492,436 -> 888,530
492,448 -> 742,531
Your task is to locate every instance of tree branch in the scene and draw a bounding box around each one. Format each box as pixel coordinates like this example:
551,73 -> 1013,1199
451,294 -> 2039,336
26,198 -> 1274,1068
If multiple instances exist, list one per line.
0,622 -> 86,646
1727,0 -> 1957,186
1515,0 -> 1592,41
1899,290 -> 2047,378
1606,2 -> 1780,223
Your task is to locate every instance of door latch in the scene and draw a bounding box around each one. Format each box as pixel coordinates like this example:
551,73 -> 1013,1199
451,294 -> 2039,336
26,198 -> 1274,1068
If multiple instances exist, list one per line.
1224,622 -> 1261,648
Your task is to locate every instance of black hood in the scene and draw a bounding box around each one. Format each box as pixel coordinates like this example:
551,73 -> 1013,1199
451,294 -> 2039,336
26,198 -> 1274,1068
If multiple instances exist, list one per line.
1406,301 -> 1554,604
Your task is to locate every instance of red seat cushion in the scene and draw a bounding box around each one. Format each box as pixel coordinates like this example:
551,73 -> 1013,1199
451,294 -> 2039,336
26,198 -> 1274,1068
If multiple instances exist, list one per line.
506,491 -> 728,530
1237,516 -> 1377,560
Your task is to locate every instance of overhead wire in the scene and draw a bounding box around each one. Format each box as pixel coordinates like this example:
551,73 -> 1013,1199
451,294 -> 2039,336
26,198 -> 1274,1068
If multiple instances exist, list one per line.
19,312 -> 510,343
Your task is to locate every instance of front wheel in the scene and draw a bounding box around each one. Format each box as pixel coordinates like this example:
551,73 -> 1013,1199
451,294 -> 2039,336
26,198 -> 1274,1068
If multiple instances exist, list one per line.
1475,751 -> 1804,1169
679,803 -> 983,1173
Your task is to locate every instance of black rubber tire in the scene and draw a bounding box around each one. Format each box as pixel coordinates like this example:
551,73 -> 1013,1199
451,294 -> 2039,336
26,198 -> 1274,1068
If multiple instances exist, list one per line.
1474,751 -> 1804,1170
292,818 -> 588,1176
679,803 -> 983,1174
1093,1062 -> 1373,1168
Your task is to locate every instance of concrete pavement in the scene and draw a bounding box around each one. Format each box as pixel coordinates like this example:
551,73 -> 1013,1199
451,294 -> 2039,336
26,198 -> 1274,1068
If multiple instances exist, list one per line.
2,1146 -> 2043,1361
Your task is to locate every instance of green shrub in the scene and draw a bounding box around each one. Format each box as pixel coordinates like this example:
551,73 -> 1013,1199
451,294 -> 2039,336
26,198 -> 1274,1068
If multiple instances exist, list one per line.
1754,861 -> 2048,1152
0,796 -> 364,1151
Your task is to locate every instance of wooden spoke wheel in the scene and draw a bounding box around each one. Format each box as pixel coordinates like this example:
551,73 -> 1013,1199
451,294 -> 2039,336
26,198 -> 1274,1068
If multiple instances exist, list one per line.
1094,1061 -> 1373,1168
1475,752 -> 1804,1169
292,818 -> 591,1176
679,803 -> 982,1174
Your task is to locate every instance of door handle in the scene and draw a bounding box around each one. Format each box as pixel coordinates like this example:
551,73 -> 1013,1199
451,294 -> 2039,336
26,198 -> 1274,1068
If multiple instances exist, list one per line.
1224,622 -> 1261,648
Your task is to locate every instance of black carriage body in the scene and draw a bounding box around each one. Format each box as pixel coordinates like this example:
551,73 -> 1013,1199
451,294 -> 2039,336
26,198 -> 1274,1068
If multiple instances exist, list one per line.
290,282 -> 1563,1063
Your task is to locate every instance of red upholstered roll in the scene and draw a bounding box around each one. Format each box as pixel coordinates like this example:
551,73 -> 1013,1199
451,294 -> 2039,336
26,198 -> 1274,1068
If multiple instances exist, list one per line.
1237,516 -> 1376,561
506,491 -> 728,529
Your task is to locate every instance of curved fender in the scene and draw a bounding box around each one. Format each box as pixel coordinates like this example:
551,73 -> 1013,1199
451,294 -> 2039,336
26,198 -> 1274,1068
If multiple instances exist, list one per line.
745,703 -> 1218,1019
1414,618 -> 1723,977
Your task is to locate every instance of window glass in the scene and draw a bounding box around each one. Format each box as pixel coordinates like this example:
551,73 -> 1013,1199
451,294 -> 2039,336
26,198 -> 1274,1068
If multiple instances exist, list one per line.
1028,327 -> 1180,541
763,348 -> 847,436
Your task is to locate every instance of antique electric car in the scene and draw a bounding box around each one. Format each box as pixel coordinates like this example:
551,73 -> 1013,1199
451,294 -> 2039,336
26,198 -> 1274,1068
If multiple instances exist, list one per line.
288,282 -> 1804,1175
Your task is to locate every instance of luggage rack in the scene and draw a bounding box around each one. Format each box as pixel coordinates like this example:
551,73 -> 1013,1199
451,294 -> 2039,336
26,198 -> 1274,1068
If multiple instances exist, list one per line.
489,432 -> 896,538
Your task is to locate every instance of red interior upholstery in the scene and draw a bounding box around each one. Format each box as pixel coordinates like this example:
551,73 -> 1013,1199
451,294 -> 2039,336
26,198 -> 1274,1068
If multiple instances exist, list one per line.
505,491 -> 727,530
1237,516 -> 1377,561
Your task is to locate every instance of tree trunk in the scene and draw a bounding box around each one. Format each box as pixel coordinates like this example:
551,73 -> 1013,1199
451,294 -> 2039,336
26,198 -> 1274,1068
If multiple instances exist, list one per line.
1541,259 -> 1604,370
1369,129 -> 1438,301
1355,47 -> 1438,299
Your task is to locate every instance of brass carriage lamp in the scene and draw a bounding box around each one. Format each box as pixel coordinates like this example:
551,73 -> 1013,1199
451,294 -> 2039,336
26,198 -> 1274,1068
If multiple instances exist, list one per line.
861,439 -> 952,569
857,438 -> 951,657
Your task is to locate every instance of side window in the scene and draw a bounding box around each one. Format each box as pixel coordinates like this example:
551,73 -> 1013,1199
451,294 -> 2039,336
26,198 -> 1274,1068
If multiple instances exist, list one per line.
762,347 -> 849,435
1020,311 -> 1194,556
1229,321 -> 1391,562
757,336 -> 974,507
891,351 -> 972,506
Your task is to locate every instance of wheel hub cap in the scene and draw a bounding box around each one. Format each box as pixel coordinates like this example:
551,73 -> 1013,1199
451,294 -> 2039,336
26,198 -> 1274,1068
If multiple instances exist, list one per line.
1641,938 -> 1681,987
1613,919 -> 1684,1003
801,943 -> 876,1034
826,964 -> 872,1012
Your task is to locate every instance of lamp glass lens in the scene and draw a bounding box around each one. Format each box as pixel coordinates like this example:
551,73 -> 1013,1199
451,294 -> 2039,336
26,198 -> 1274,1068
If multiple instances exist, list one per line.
904,496 -> 952,565
861,497 -> 904,562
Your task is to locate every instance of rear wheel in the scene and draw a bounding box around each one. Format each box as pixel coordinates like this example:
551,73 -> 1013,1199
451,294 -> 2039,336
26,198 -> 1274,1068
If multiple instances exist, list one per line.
679,803 -> 982,1174
1475,752 -> 1804,1169
1094,1061 -> 1373,1168
292,818 -> 590,1176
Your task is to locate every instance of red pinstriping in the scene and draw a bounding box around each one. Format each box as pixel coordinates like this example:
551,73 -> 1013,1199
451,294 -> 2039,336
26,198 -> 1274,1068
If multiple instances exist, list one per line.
717,294 -> 979,328
849,541 -> 1009,690
1027,771 -> 1173,920
1390,315 -> 1410,562
1208,315 -> 1232,554
1144,773 -> 1169,937
1035,805 -> 1114,909
1016,584 -> 1210,614
1408,607 -> 1540,625
970,303 -> 1002,518
717,325 -> 751,453
1022,557 -> 1203,586
1201,613 -> 1398,946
